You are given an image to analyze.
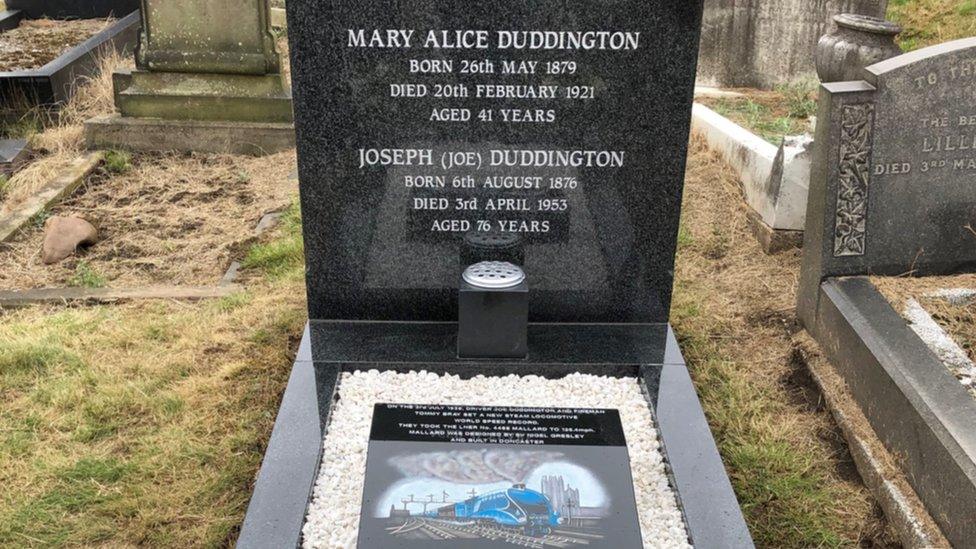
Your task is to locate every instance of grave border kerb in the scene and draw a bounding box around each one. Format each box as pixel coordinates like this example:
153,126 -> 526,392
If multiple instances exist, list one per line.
0,10 -> 141,106
806,277 -> 976,546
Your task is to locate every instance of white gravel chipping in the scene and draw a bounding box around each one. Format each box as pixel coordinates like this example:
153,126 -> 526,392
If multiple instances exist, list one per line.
302,370 -> 691,549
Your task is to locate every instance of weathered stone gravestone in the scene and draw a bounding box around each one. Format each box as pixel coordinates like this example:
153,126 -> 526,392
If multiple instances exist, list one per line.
798,38 -> 976,547
84,0 -> 294,155
697,0 -> 889,89
237,0 -> 752,547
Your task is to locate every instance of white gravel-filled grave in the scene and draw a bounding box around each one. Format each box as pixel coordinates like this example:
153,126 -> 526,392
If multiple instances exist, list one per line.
302,370 -> 691,549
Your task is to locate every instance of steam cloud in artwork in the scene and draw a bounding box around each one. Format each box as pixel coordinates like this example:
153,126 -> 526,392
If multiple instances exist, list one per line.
389,449 -> 564,484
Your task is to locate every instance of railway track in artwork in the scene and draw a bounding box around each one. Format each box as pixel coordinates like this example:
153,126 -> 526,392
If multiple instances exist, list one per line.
387,518 -> 604,547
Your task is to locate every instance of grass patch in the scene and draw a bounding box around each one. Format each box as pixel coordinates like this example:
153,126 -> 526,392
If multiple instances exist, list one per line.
242,201 -> 304,279
776,78 -> 818,119
918,296 -> 975,382
70,260 -> 106,288
700,85 -> 815,145
0,109 -> 43,141
103,149 -> 132,174
888,0 -> 976,51
0,206 -> 308,546
1,49 -> 130,210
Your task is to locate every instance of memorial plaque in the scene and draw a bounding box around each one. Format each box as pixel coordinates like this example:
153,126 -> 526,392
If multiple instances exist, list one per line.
799,38 -> 976,316
289,0 -> 704,323
358,404 -> 643,548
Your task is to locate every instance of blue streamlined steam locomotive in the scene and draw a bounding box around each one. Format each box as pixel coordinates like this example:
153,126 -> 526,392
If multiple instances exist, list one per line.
431,484 -> 560,536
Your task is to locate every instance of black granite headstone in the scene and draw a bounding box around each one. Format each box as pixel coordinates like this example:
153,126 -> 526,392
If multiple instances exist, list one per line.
358,404 -> 642,548
4,0 -> 139,19
799,38 -> 976,322
236,3 -> 754,547
288,0 -> 704,323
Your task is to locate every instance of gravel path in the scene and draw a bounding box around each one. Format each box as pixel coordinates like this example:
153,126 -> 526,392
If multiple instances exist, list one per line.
302,370 -> 690,549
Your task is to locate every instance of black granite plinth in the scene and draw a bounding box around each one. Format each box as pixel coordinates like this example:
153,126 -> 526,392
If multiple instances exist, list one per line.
255,1 -> 750,546
0,11 -> 139,111
5,0 -> 138,19
302,321 -> 670,376
0,10 -> 23,32
237,324 -> 753,549
287,0 -> 705,324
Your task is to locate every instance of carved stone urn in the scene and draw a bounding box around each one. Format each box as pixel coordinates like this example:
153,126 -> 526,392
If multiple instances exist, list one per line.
816,14 -> 903,83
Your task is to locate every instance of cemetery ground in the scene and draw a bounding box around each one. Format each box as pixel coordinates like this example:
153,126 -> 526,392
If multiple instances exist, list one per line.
873,274 -> 976,393
5,6 -> 975,547
0,134 -> 896,546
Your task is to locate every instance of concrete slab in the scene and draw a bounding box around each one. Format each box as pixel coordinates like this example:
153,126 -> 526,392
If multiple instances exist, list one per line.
690,103 -> 811,234
271,7 -> 286,28
84,115 -> 295,156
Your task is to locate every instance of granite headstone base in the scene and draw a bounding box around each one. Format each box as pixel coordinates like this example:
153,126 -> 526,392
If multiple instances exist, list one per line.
805,277 -> 976,546
114,70 -> 293,123
236,322 -> 754,548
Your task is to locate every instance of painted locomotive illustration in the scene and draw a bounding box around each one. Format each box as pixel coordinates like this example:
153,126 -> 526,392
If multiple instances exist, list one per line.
369,448 -> 618,545
427,483 -> 560,536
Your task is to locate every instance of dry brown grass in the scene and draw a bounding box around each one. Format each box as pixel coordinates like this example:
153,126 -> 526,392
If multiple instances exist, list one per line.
0,272 -> 308,546
1,49 -> 131,210
922,297 -> 976,364
888,0 -> 976,51
872,273 -> 976,311
0,150 -> 297,289
673,137 -> 893,547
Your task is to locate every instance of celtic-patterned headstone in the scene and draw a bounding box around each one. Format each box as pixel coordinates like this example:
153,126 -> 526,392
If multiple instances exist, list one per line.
799,38 -> 976,318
